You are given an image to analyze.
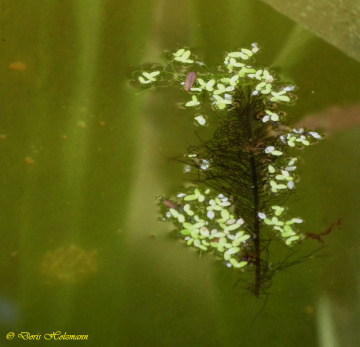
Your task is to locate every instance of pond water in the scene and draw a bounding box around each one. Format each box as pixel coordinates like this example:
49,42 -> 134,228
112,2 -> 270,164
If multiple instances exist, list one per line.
1,0 -> 360,346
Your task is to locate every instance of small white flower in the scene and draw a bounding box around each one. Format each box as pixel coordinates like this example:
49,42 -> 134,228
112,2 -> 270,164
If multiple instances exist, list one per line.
207,211 -> 215,219
264,110 -> 279,122
258,212 -> 266,219
200,159 -> 210,170
265,146 -> 275,154
251,43 -> 259,53
283,85 -> 295,92
184,165 -> 191,173
265,75 -> 274,83
309,131 -> 322,139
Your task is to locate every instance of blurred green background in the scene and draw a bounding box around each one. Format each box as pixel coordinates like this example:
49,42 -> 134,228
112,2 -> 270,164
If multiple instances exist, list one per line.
0,0 -> 359,346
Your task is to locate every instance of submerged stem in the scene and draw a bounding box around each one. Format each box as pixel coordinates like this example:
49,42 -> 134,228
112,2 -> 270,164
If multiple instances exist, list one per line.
249,154 -> 261,297
242,93 -> 261,297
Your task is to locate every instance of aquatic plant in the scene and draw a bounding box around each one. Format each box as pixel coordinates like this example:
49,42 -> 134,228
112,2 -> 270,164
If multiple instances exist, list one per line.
133,44 -> 326,296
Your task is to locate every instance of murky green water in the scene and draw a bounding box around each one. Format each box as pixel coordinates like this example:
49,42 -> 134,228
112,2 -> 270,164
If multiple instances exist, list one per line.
1,0 -> 359,346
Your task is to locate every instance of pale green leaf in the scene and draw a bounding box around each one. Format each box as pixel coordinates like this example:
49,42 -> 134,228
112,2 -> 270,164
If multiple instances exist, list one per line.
174,49 -> 185,57
227,247 -> 240,255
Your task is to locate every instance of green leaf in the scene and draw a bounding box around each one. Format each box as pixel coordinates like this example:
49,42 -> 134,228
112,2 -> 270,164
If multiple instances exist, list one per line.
268,165 -> 275,173
237,261 -> 248,268
288,138 -> 296,147
219,237 -> 227,245
197,79 -> 206,87
213,232 -> 226,238
241,48 -> 253,56
227,247 -> 240,255
182,222 -> 194,229
174,49 -> 185,57
170,209 -> 178,217
229,258 -> 239,267
256,82 -> 266,91
285,235 -> 300,245
198,194 -> 205,202
194,239 -> 201,247
270,180 -> 278,188
230,75 -> 239,85
241,67 -> 256,74
221,209 -> 230,220
178,214 -> 185,223
239,52 -> 249,60
181,50 -> 191,60
139,76 -> 151,84
149,71 -> 160,77
191,230 -> 200,239
229,58 -> 244,67
143,72 -> 155,80
264,218 -> 273,225
272,206 -> 284,216
283,224 -> 293,233
185,95 -> 200,107
225,223 -> 241,231
261,84 -> 272,94
206,79 -> 215,91
228,52 -> 242,58
180,230 -> 191,235
237,234 -> 251,242
278,95 -> 290,102
192,222 -> 206,229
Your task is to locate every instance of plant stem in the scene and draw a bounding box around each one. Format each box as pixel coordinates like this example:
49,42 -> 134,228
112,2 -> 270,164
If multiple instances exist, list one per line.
250,154 -> 261,297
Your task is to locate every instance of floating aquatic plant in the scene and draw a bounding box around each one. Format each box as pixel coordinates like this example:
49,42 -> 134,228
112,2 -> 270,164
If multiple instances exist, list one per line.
133,44 -> 333,296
